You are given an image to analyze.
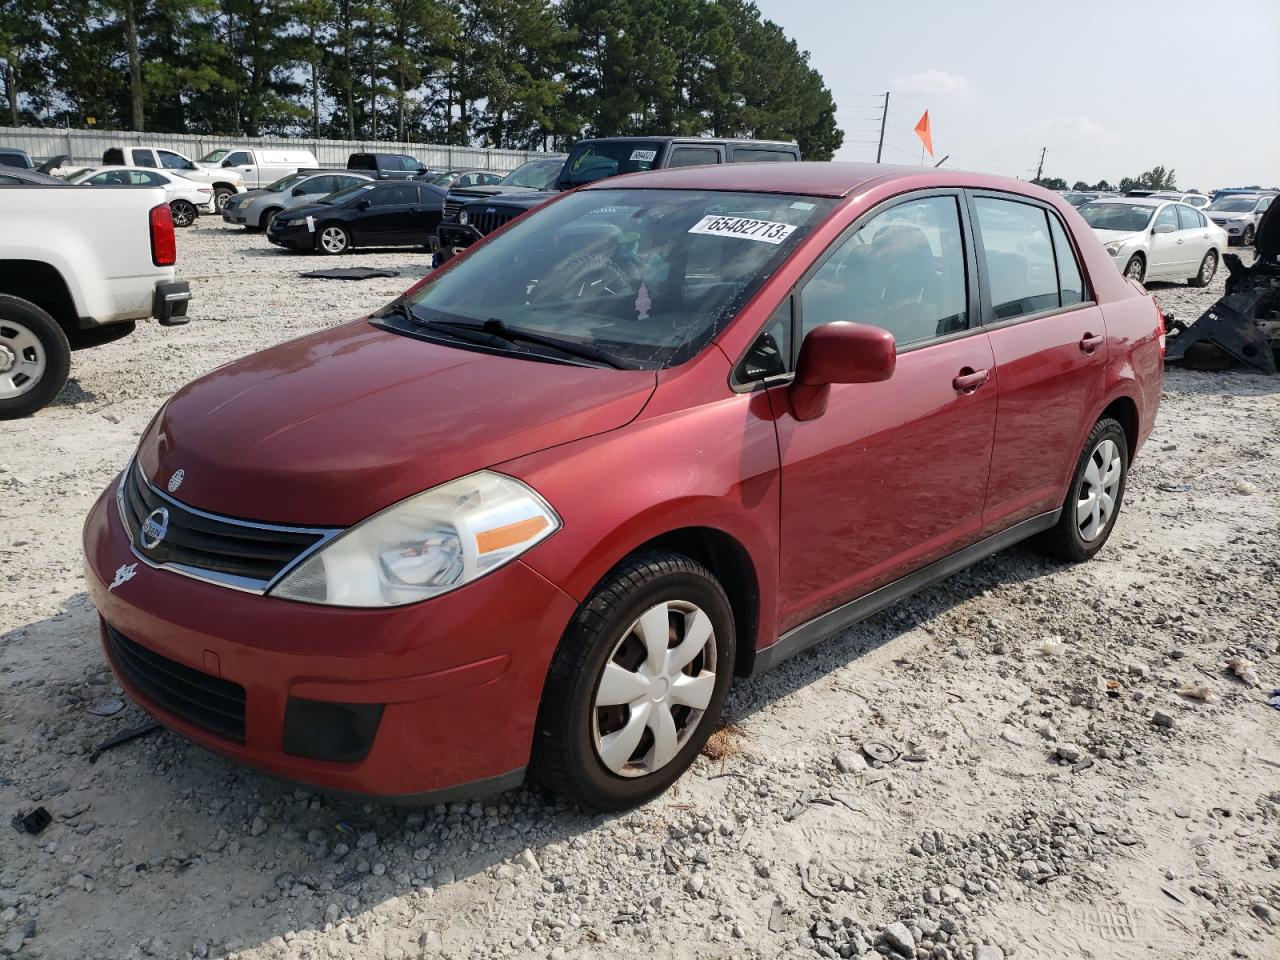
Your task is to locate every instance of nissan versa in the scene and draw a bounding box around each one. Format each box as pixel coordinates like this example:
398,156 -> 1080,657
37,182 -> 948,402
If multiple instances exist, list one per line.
83,163 -> 1163,810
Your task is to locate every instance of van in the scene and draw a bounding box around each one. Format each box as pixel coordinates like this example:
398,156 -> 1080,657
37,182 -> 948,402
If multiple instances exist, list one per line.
197,148 -> 320,190
347,153 -> 431,180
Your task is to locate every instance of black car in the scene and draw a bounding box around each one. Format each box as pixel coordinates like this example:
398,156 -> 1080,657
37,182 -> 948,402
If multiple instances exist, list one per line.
347,152 -> 431,180
266,180 -> 447,254
436,137 -> 800,261
0,147 -> 33,169
0,167 -> 70,186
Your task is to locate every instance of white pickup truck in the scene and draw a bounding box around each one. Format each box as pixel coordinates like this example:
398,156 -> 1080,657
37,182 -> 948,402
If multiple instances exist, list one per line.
0,183 -> 191,418
101,145 -> 246,210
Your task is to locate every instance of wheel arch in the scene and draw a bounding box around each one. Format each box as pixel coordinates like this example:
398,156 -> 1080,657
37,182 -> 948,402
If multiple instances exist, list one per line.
259,206 -> 283,229
0,260 -> 78,335
1098,394 -> 1140,461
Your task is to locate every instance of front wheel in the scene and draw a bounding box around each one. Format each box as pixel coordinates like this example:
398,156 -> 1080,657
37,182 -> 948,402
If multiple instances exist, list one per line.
317,223 -> 351,255
1187,249 -> 1218,287
169,199 -> 197,228
212,187 -> 235,211
0,295 -> 71,420
1241,224 -> 1256,247
1123,254 -> 1146,282
1033,418 -> 1128,563
259,207 -> 281,231
531,552 -> 735,810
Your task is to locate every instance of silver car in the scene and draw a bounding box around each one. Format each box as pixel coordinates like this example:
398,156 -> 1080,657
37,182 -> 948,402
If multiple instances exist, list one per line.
222,170 -> 373,230
1204,193 -> 1274,246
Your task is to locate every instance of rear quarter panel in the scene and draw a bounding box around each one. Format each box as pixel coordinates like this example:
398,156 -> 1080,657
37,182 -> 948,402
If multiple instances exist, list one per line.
0,186 -> 176,325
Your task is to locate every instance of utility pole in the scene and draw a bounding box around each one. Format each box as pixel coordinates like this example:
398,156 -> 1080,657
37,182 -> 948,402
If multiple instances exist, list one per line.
875,91 -> 890,163
1035,146 -> 1046,182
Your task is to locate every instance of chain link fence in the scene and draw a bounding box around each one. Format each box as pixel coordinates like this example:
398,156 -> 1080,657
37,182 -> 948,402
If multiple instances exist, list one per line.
0,126 -> 556,172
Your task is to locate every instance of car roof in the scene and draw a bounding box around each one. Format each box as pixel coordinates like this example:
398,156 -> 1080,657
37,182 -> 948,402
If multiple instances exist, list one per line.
0,167 -> 68,185
573,136 -> 798,148
1083,196 -> 1166,205
582,161 -> 1055,199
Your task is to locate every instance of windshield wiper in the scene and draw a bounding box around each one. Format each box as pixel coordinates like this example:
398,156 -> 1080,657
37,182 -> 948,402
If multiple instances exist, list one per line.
430,318 -> 636,370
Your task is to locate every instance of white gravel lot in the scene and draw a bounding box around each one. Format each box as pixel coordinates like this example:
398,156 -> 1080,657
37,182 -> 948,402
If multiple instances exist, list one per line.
1,220 -> 1278,960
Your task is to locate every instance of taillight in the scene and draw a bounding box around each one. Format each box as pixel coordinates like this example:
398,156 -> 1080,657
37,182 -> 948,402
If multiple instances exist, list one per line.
1156,302 -> 1166,356
149,203 -> 176,266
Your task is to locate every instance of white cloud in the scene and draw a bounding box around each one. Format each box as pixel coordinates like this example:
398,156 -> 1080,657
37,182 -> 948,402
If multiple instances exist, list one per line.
892,70 -> 976,101
1018,115 -> 1120,147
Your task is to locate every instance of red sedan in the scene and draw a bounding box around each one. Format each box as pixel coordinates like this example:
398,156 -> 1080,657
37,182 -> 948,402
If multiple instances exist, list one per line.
83,163 -> 1163,810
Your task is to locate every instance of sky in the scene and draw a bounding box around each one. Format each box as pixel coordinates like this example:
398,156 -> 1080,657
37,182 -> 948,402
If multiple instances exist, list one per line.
754,0 -> 1280,191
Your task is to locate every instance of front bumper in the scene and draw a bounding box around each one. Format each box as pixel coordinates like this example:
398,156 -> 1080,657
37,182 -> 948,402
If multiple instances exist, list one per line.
222,207 -> 250,225
266,220 -> 316,250
82,483 -> 579,799
152,281 -> 191,325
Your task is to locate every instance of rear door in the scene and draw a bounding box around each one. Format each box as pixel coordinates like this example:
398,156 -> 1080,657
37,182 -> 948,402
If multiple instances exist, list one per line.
971,192 -> 1108,534
768,190 -> 997,630
1176,204 -> 1212,270
666,145 -> 724,168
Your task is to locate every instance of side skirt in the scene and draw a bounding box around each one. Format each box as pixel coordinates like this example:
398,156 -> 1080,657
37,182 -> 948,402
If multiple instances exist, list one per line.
748,510 -> 1060,676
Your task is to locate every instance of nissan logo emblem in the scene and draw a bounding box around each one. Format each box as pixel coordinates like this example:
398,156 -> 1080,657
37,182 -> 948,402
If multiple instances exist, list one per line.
140,507 -> 170,550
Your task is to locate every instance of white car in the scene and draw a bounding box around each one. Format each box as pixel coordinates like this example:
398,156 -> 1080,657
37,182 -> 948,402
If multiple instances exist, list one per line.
1078,197 -> 1227,286
1148,191 -> 1210,209
70,167 -> 216,227
1204,193 -> 1274,246
100,145 -> 245,209
196,147 -> 319,189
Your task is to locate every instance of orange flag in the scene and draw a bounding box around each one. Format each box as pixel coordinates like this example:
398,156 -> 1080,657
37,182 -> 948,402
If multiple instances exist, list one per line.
914,110 -> 934,157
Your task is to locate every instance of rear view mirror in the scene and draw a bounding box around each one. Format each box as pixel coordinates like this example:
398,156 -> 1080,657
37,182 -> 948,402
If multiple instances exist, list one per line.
1153,222 -> 1176,234
790,322 -> 896,421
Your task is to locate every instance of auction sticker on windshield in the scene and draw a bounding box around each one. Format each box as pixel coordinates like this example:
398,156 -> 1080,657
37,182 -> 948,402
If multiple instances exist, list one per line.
629,149 -> 658,162
688,215 -> 798,244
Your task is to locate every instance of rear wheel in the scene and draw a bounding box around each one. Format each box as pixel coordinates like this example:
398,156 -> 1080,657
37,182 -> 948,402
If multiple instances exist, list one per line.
1123,254 -> 1146,282
530,552 -> 735,810
169,199 -> 197,228
213,187 -> 235,211
1033,418 -> 1128,563
318,223 -> 351,255
0,295 -> 71,420
1187,249 -> 1217,287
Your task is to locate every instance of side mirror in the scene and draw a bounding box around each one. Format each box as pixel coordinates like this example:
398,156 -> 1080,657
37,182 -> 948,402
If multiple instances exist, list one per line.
222,159 -> 234,167
357,198 -> 372,210
790,322 -> 896,421
1152,222 -> 1176,234
291,186 -> 305,197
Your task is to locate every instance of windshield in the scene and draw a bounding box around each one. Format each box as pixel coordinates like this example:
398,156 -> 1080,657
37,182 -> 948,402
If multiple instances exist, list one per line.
199,150 -> 229,164
1208,197 -> 1260,212
404,188 -> 833,368
320,181 -> 375,205
500,159 -> 562,190
429,172 -> 458,185
558,142 -> 663,188
266,172 -> 311,193
1062,193 -> 1090,207
1078,202 -> 1157,232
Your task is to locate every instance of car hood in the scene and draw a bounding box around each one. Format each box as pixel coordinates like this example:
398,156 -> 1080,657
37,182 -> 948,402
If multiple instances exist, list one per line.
136,319 -> 658,526
469,190 -> 558,212
450,184 -> 553,202
1206,210 -> 1249,220
1090,229 -> 1142,246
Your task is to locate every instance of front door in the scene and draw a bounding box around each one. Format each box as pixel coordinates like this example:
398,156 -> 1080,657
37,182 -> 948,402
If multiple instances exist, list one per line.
1146,204 -> 1182,279
357,184 -> 419,243
769,192 -> 997,632
970,193 -> 1109,532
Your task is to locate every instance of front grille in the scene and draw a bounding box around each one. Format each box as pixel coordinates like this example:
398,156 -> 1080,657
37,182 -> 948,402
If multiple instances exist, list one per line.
470,208 -> 517,235
118,463 -> 334,590
443,197 -> 465,220
105,623 -> 246,742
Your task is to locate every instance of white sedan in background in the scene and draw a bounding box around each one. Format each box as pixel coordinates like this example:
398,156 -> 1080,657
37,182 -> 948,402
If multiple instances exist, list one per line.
1078,197 -> 1227,287
68,166 -> 215,227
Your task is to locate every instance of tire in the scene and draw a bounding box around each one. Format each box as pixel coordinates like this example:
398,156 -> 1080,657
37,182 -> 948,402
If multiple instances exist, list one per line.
1123,254 -> 1146,283
169,199 -> 197,228
1242,224 -> 1255,247
530,551 -> 736,811
259,207 -> 282,231
0,295 -> 72,420
1187,249 -> 1217,287
1033,418 -> 1129,563
212,187 -> 236,211
317,223 -> 351,255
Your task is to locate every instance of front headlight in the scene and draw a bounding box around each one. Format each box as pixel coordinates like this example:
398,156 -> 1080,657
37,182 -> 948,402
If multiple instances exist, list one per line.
1104,243 -> 1122,257
270,471 -> 559,607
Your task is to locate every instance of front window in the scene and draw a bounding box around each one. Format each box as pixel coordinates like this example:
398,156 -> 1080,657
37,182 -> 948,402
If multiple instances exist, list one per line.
403,188 -> 835,368
558,141 -> 662,188
1207,197 -> 1260,213
266,172 -> 311,193
1078,202 -> 1157,232
499,159 -> 561,190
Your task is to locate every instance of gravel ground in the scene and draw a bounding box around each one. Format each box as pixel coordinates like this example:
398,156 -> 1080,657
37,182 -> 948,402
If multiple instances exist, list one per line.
1,221 -> 1278,960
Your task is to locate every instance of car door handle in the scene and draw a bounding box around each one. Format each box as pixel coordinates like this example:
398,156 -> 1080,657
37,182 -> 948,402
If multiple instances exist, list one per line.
1176,238 -> 1184,244
1079,333 -> 1104,353
953,368 -> 989,393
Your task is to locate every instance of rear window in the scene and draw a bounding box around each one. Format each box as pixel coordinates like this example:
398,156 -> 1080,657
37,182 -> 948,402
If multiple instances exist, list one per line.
559,142 -> 662,188
103,148 -> 125,165
347,154 -> 376,171
730,148 -> 798,163
974,197 -> 1063,320
0,153 -> 28,169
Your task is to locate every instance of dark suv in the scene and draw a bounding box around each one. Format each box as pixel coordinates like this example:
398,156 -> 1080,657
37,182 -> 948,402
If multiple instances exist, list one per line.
436,137 -> 800,261
347,153 -> 430,180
